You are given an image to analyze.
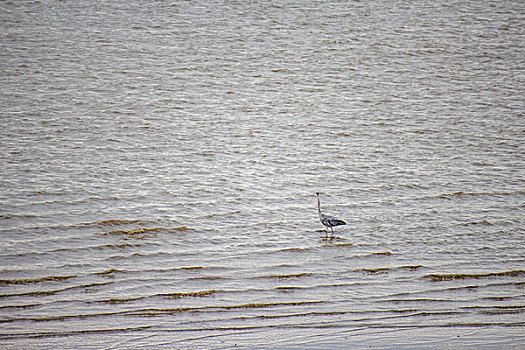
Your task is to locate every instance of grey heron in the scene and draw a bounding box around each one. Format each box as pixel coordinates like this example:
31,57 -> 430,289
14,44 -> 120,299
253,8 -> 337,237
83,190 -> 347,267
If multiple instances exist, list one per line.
316,192 -> 346,237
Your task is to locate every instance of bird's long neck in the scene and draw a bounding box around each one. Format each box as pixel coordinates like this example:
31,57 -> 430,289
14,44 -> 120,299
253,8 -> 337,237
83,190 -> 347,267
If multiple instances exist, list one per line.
317,195 -> 322,217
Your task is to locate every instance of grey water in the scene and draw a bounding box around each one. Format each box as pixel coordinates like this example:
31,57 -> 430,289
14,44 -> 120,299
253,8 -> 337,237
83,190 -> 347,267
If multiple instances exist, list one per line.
1,0 -> 524,349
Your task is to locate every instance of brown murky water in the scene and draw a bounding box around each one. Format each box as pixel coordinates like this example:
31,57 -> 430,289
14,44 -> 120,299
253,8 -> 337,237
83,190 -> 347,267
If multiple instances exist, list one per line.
1,0 -> 524,348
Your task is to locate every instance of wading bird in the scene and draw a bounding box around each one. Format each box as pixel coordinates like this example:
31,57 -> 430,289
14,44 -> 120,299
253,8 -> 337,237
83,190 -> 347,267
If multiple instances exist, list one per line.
316,192 -> 346,237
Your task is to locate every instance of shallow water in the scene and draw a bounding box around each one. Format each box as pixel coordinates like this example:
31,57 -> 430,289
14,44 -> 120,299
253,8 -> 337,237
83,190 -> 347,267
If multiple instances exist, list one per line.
1,0 -> 524,349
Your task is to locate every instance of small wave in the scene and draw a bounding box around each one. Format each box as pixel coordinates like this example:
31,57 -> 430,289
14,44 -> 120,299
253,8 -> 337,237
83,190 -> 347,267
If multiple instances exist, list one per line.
107,251 -> 171,260
479,309 -> 523,315
436,190 -> 520,200
356,265 -> 424,275
0,282 -> 112,299
7,300 -> 325,325
360,267 -> 391,274
98,296 -> 146,304
220,300 -> 323,310
278,247 -> 312,253
409,310 -> 467,317
202,210 -> 241,218
398,265 -> 424,271
166,226 -> 193,232
90,219 -> 142,227
0,303 -> 40,310
437,191 -> 465,199
102,226 -> 192,236
96,290 -> 215,304
0,290 -> 61,298
0,325 -> 152,340
482,296 -> 518,301
180,266 -> 203,270
93,268 -> 126,276
276,286 -> 305,292
372,251 -> 391,256
383,280 -> 525,300
102,227 -> 164,236
424,270 -> 525,282
157,290 -> 216,299
105,301 -> 326,318
466,305 -> 525,316
145,266 -> 208,273
378,297 -> 454,304
187,276 -> 228,281
0,275 -> 76,286
52,242 -> 146,253
255,272 -> 313,280
92,266 -> 204,277
459,220 -> 493,226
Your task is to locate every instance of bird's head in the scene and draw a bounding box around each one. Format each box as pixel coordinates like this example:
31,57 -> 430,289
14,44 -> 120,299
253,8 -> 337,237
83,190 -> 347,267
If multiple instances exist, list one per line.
315,192 -> 320,196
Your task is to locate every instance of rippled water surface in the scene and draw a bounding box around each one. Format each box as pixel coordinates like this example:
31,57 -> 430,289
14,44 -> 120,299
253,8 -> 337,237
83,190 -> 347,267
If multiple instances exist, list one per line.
1,0 -> 524,349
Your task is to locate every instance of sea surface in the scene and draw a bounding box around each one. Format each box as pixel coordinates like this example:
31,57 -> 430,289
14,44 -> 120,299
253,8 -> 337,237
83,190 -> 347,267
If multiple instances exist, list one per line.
1,0 -> 524,349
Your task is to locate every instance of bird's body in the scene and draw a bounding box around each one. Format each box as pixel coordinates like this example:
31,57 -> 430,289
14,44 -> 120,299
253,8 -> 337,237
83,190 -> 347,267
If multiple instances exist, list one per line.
316,192 -> 346,237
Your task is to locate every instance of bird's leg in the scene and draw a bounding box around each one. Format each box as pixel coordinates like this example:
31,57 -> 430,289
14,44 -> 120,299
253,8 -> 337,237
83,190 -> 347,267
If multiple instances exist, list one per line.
330,227 -> 334,237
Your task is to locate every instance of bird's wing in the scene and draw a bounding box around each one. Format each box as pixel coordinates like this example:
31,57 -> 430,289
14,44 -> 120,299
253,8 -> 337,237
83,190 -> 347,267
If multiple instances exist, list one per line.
322,214 -> 346,226
329,218 -> 346,226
